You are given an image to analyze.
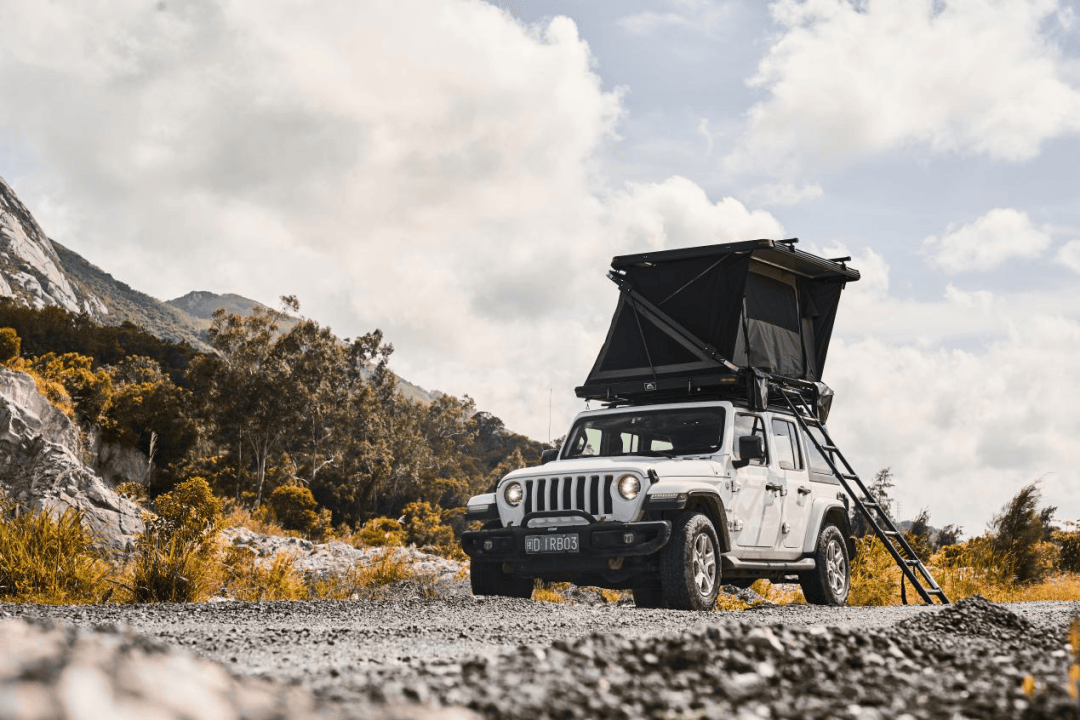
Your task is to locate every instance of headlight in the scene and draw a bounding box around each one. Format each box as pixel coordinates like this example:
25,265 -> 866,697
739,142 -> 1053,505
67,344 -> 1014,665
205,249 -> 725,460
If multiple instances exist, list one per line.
617,474 -> 641,500
503,481 -> 523,507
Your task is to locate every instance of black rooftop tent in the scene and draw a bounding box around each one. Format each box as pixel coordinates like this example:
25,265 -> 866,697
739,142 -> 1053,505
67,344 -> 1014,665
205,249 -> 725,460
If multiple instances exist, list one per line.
576,239 -> 860,403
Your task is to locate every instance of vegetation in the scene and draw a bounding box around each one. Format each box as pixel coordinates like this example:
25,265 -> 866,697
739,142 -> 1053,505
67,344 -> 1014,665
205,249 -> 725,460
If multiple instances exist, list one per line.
0,492 -> 112,603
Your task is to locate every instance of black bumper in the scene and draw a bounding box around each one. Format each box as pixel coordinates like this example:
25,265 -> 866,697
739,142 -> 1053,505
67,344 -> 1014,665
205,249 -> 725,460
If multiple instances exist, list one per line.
460,511 -> 671,566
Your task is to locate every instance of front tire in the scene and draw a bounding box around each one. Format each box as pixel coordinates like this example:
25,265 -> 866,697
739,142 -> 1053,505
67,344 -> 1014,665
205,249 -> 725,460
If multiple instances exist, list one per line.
470,559 -> 534,599
800,523 -> 850,606
660,512 -> 721,611
631,578 -> 665,608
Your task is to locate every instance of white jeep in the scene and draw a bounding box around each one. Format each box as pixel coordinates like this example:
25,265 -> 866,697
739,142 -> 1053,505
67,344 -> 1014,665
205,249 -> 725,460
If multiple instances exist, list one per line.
460,398 -> 854,610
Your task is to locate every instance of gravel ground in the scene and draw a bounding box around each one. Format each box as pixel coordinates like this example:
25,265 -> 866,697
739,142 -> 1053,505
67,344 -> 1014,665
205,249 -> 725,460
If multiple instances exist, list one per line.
3,597 -> 1080,719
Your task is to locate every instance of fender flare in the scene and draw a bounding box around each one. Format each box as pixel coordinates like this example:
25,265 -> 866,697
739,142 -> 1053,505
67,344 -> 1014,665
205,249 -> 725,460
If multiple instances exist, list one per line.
802,498 -> 853,556
683,491 -> 733,552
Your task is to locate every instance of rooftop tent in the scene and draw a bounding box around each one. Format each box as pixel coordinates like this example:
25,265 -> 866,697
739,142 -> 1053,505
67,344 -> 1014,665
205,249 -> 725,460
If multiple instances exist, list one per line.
576,239 -> 859,401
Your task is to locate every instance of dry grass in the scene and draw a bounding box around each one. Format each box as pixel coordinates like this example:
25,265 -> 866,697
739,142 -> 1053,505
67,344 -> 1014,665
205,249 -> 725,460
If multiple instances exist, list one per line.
0,498 -> 113,604
220,501 -> 289,537
219,546 -> 307,601
532,581 -> 571,603
309,547 -> 437,600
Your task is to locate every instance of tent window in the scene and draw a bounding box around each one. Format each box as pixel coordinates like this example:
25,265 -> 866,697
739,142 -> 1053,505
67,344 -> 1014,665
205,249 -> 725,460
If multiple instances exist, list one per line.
746,272 -> 799,333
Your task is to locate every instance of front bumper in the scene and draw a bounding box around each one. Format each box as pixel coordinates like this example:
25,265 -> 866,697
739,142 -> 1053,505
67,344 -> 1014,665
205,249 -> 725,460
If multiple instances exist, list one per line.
460,510 -> 671,565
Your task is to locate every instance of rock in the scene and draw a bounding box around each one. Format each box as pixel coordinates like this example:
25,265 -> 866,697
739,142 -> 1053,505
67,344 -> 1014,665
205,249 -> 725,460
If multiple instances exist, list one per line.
0,369 -> 144,556
0,617 -> 481,720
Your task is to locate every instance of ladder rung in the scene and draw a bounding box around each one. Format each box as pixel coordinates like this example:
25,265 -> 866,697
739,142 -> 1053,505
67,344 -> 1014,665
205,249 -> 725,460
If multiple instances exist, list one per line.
925,588 -> 945,595
820,444 -> 838,453
904,560 -> 921,566
883,530 -> 899,537
841,474 -> 858,481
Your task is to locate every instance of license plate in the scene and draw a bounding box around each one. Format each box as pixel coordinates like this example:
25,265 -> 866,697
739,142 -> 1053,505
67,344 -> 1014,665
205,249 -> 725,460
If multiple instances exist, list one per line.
525,533 -> 580,554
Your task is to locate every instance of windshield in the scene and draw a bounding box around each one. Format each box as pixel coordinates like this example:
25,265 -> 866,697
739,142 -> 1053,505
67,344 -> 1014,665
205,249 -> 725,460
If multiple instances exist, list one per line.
562,406 -> 726,460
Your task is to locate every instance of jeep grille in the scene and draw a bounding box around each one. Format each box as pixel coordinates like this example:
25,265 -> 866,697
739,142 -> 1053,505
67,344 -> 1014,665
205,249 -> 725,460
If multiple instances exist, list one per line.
522,475 -> 614,517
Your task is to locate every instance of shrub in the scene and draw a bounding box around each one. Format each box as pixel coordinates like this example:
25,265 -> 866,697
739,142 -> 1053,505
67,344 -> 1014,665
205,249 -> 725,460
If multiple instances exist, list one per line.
268,485 -> 330,540
354,517 -> 406,547
0,327 -> 20,365
1056,528 -> 1080,573
130,477 -> 222,602
848,535 -> 901,606
401,500 -> 463,559
0,493 -> 111,603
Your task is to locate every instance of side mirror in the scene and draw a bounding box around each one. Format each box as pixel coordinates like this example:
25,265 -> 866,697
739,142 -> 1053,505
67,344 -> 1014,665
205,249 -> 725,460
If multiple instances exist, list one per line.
540,448 -> 559,465
733,435 -> 765,468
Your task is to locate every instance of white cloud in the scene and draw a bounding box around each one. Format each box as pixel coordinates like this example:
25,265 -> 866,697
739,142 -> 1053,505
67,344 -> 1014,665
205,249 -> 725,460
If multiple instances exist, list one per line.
1057,239 -> 1080,273
827,313 -> 1080,534
0,0 -> 790,445
742,181 -> 823,207
727,0 -> 1080,175
618,0 -> 736,39
923,208 -> 1053,273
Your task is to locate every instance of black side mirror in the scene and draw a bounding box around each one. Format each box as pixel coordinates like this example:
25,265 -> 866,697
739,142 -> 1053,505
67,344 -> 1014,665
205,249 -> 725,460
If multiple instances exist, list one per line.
540,448 -> 559,465
733,435 -> 765,468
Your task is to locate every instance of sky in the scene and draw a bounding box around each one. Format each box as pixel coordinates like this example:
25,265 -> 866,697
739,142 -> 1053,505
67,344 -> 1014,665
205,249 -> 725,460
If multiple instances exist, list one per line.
1,0 -> 1079,533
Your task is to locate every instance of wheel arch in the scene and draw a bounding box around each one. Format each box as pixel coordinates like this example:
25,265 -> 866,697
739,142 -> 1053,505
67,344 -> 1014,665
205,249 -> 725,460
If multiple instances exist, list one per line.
683,491 -> 732,553
803,499 -> 854,558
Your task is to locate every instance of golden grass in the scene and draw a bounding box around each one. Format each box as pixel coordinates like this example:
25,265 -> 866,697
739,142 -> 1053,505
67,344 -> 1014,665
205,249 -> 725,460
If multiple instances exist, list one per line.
532,581 -> 571,603
309,547 -> 437,600
219,546 -> 307,601
219,501 -> 289,537
0,501 -> 113,603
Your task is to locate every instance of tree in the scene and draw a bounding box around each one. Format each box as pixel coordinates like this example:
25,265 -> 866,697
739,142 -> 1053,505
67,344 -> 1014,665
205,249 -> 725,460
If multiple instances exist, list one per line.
0,327 -> 20,365
990,481 -> 1057,584
852,467 -> 895,537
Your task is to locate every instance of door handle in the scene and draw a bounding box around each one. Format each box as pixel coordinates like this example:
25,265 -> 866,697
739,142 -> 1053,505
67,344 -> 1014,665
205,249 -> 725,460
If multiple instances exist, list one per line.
765,483 -> 787,496
797,486 -> 812,495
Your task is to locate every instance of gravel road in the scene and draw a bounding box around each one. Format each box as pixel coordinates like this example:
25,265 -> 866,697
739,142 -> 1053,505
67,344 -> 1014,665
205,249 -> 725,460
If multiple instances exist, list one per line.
3,596 -> 1080,719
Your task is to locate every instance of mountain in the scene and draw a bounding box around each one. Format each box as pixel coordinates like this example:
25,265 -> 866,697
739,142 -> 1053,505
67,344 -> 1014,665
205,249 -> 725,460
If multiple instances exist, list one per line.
0,176 -> 438,403
166,291 -> 300,336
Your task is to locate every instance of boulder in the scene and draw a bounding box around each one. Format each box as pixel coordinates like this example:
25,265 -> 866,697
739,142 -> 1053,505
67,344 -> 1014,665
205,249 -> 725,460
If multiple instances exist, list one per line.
0,368 -> 144,555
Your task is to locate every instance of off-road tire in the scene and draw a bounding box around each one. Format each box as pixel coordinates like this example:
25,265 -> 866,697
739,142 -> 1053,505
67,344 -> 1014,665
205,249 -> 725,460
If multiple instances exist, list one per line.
631,578 -> 665,608
470,560 -> 533,599
660,511 -> 721,611
799,522 -> 850,606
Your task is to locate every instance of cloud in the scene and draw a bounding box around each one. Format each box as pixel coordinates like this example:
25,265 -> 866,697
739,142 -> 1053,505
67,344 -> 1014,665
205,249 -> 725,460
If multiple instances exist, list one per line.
923,208 -> 1053,273
727,0 -> 1080,175
742,181 -> 823,207
0,0 -> 790,445
1057,239 -> 1080,273
618,0 -> 736,39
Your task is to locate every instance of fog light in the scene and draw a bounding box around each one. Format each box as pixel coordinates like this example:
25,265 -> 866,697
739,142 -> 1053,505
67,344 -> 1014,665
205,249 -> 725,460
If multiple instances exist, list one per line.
623,532 -> 635,545
483,540 -> 494,551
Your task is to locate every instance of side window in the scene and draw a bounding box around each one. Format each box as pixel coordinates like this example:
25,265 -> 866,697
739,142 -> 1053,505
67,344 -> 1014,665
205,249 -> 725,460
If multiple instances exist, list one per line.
733,414 -> 768,466
770,418 -> 802,471
804,426 -> 834,475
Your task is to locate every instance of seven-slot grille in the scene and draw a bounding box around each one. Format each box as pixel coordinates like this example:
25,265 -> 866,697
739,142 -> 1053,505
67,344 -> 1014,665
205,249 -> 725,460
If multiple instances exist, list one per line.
522,475 -> 615,517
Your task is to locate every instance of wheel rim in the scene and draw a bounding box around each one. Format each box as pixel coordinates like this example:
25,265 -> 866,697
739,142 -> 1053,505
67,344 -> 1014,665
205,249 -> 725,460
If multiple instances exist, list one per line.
691,532 -> 717,596
825,538 -> 848,597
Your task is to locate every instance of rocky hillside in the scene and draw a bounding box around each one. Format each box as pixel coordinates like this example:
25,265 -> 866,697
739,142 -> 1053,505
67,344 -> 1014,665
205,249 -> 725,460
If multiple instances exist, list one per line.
0,178 -> 105,318
0,368 -> 144,555
0,176 -> 438,404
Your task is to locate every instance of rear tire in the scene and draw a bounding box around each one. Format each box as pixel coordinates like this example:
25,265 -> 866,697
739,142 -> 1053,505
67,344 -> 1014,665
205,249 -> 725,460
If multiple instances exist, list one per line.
470,559 -> 533,599
660,511 -> 721,611
799,523 -> 850,606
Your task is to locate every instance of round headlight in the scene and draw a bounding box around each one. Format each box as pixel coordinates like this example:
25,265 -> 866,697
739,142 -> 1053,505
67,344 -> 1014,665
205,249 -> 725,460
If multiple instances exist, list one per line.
503,481 -> 523,507
617,474 -> 641,500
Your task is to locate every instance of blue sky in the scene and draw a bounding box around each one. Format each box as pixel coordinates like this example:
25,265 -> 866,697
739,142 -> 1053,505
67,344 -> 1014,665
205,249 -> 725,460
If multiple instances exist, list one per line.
1,0 -> 1079,531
